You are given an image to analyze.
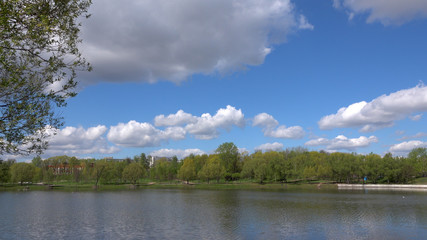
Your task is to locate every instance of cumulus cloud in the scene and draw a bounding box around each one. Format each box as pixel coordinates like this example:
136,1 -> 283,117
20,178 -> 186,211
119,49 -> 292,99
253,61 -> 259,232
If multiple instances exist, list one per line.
80,0 -> 312,83
154,110 -> 197,127
389,140 -> 427,155
150,148 -> 206,159
255,142 -> 284,152
253,113 -> 305,139
318,84 -> 427,132
305,135 -> 378,151
185,105 -> 245,139
107,121 -> 186,147
333,0 -> 427,25
43,126 -> 119,157
106,106 -> 245,147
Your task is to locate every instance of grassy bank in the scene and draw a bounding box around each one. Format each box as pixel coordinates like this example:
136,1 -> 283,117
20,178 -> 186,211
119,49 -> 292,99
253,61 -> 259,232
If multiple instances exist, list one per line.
6,178 -> 427,192
0,180 -> 339,192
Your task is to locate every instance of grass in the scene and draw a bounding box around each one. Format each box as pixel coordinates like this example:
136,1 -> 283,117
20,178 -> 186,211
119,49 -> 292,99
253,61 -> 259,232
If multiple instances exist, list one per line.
3,177 -> 427,192
413,177 -> 427,184
0,179 -> 339,192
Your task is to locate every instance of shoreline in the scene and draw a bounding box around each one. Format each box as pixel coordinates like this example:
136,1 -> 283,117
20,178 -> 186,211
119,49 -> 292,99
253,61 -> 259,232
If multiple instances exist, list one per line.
3,182 -> 427,192
338,184 -> 427,191
0,182 -> 338,192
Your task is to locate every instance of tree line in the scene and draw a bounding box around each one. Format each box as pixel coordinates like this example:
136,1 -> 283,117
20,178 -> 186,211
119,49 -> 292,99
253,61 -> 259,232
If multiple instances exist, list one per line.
1,142 -> 427,186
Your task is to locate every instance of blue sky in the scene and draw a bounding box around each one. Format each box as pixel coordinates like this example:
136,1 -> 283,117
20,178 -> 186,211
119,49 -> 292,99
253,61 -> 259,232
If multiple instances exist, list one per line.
13,0 -> 427,160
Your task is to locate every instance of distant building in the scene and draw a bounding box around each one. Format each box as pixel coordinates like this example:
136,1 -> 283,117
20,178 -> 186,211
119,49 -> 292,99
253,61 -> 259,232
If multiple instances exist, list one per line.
48,164 -> 83,175
149,156 -> 174,167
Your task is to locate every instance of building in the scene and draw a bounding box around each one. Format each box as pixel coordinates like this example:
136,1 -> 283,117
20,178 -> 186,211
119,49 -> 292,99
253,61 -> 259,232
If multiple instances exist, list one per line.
149,156 -> 174,167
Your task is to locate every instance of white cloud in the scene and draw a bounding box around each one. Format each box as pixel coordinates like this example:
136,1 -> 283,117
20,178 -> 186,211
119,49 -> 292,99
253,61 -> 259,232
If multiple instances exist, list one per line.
43,126 -> 119,157
253,113 -> 305,139
389,140 -> 427,154
154,110 -> 197,127
253,113 -> 278,129
333,0 -> 427,25
150,148 -> 205,159
255,142 -> 284,152
107,121 -> 186,147
318,84 -> 427,132
409,114 -> 423,121
398,132 -> 427,141
105,105 -> 245,147
305,135 -> 378,151
332,0 -> 341,9
185,105 -> 245,139
298,15 -> 314,30
80,0 -> 312,84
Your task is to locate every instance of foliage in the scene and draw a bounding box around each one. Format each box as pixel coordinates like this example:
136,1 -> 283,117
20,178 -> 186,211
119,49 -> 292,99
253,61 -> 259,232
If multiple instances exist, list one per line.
0,0 -> 91,155
0,161 -> 11,183
92,161 -> 106,188
198,155 -> 225,183
215,142 -> 240,174
150,158 -> 178,181
1,144 -> 426,187
10,162 -> 35,185
178,158 -> 196,184
122,163 -> 144,185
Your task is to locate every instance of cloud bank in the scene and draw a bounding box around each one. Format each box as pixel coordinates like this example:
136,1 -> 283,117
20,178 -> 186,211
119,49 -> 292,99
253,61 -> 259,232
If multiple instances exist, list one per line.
185,106 -> 245,139
107,105 -> 245,147
81,0 -> 312,83
255,142 -> 284,152
150,148 -> 206,159
107,121 -> 186,148
318,84 -> 427,132
333,0 -> 427,25
305,135 -> 378,151
389,140 -> 427,155
44,126 -> 119,157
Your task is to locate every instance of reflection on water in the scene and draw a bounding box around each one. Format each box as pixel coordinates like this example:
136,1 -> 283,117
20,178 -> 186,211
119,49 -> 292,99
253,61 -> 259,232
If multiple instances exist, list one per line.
0,188 -> 427,239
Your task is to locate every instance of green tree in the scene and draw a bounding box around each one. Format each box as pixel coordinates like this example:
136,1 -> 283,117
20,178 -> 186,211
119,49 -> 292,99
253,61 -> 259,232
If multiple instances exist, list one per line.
178,158 -> 196,184
265,151 -> 287,182
122,163 -> 144,185
31,156 -> 42,168
92,161 -> 106,188
10,162 -> 35,185
150,158 -> 169,181
0,161 -> 11,183
241,155 -> 256,180
215,142 -> 240,174
0,0 -> 92,155
408,148 -> 427,177
253,153 -> 270,184
138,153 -> 150,170
43,167 -> 55,183
100,161 -> 118,184
198,155 -> 225,183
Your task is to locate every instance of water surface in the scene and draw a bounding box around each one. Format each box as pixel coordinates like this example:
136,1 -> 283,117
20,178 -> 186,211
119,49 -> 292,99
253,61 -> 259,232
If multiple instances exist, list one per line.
1,188 -> 426,239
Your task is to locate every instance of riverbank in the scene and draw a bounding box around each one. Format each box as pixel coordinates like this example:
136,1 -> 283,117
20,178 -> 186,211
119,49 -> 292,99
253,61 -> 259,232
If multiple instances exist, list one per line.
0,181 -> 339,192
4,181 -> 427,192
338,184 -> 427,191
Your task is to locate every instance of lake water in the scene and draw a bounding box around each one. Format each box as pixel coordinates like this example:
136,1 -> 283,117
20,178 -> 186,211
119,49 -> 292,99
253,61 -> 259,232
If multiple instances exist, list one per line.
1,188 -> 427,239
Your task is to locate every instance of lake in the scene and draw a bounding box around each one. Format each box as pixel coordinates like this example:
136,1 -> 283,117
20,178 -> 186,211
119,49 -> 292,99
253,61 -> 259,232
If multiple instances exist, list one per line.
1,188 -> 427,239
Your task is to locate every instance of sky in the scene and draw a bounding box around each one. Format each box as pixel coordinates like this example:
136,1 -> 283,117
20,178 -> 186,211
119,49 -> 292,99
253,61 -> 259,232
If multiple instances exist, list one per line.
12,0 -> 427,160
